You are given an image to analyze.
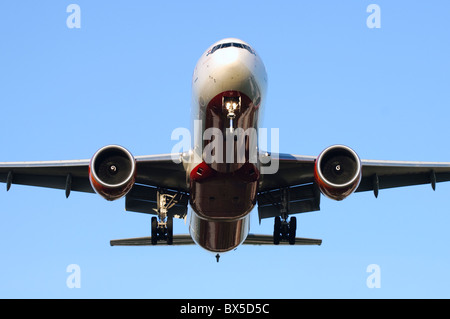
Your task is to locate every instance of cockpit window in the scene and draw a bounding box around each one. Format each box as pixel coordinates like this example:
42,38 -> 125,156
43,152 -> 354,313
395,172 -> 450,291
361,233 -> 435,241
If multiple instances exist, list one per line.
207,42 -> 256,56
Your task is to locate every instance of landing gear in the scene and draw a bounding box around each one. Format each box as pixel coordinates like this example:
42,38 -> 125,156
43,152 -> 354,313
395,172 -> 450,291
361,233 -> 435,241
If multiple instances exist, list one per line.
273,216 -> 297,245
151,217 -> 158,245
167,217 -> 173,245
288,216 -> 296,245
273,216 -> 281,245
150,190 -> 176,245
273,188 -> 297,245
223,96 -> 241,133
151,216 -> 173,245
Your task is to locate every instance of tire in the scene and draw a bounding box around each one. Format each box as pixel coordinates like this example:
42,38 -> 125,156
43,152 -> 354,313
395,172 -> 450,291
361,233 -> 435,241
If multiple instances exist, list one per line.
273,216 -> 281,245
289,217 -> 297,245
167,217 -> 173,245
151,217 -> 158,245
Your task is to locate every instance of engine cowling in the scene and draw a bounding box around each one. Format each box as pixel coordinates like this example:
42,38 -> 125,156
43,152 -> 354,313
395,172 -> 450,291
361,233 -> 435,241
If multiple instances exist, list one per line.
89,145 -> 136,201
314,145 -> 362,201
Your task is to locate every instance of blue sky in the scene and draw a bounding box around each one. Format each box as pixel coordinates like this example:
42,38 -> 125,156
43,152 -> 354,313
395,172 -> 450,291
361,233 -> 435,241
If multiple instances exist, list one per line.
0,1 -> 450,298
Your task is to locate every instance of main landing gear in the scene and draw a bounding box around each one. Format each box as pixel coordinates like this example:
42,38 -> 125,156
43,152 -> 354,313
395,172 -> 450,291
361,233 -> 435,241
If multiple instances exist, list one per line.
273,216 -> 296,245
273,188 -> 297,245
151,216 -> 173,245
151,190 -> 175,245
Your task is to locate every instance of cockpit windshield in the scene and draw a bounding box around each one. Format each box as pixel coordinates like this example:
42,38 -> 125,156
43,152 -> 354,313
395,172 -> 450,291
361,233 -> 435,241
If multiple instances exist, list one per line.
207,42 -> 255,56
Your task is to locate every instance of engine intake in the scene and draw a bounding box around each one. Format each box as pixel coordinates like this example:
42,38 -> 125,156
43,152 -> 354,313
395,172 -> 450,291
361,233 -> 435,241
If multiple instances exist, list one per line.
89,145 -> 136,201
314,145 -> 362,201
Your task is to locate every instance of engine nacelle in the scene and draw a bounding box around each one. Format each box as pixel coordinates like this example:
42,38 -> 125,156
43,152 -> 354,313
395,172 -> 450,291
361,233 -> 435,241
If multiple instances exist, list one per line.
89,145 -> 136,201
314,145 -> 362,201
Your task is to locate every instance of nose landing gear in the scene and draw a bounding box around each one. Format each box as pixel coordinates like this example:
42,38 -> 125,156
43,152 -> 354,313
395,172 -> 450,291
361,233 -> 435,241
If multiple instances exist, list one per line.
223,96 -> 241,133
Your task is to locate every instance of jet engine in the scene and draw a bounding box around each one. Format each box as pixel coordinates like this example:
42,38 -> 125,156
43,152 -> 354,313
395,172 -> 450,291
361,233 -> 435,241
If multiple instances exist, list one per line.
314,145 -> 362,201
89,145 -> 136,201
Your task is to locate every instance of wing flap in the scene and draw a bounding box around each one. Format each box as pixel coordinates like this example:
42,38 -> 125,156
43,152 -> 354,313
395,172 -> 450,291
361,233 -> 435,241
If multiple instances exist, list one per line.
135,154 -> 188,192
257,182 -> 320,220
125,183 -> 189,217
258,153 -> 315,192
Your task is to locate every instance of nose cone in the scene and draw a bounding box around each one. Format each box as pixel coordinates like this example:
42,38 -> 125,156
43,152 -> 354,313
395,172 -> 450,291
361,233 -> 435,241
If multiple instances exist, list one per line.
215,46 -> 241,65
193,38 -> 267,108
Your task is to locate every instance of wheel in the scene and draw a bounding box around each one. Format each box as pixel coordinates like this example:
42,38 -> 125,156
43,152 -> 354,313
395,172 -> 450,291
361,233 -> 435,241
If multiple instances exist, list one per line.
167,217 -> 173,245
151,217 -> 158,245
273,216 -> 281,245
289,217 -> 297,245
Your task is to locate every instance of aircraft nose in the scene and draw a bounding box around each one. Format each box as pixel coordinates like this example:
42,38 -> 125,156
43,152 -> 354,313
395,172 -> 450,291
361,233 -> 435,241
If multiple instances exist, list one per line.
215,46 -> 241,66
213,48 -> 254,84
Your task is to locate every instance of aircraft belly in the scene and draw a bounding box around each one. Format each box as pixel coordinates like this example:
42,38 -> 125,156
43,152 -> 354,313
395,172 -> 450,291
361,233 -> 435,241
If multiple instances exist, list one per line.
188,164 -> 258,252
190,164 -> 258,218
189,210 -> 250,253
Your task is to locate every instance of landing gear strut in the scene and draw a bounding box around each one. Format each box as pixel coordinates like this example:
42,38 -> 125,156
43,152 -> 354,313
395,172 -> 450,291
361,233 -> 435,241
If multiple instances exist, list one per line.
223,96 -> 241,133
273,188 -> 297,245
151,190 -> 175,245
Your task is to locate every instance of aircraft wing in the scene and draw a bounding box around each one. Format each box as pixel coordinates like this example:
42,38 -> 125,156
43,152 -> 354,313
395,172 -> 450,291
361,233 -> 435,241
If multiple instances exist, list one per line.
0,153 -> 188,197
0,159 -> 93,196
355,159 -> 450,195
257,152 -> 450,219
3,150 -> 450,217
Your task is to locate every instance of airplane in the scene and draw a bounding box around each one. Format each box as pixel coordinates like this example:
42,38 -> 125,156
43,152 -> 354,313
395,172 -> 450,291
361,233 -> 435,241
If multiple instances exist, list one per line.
2,37 -> 450,262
